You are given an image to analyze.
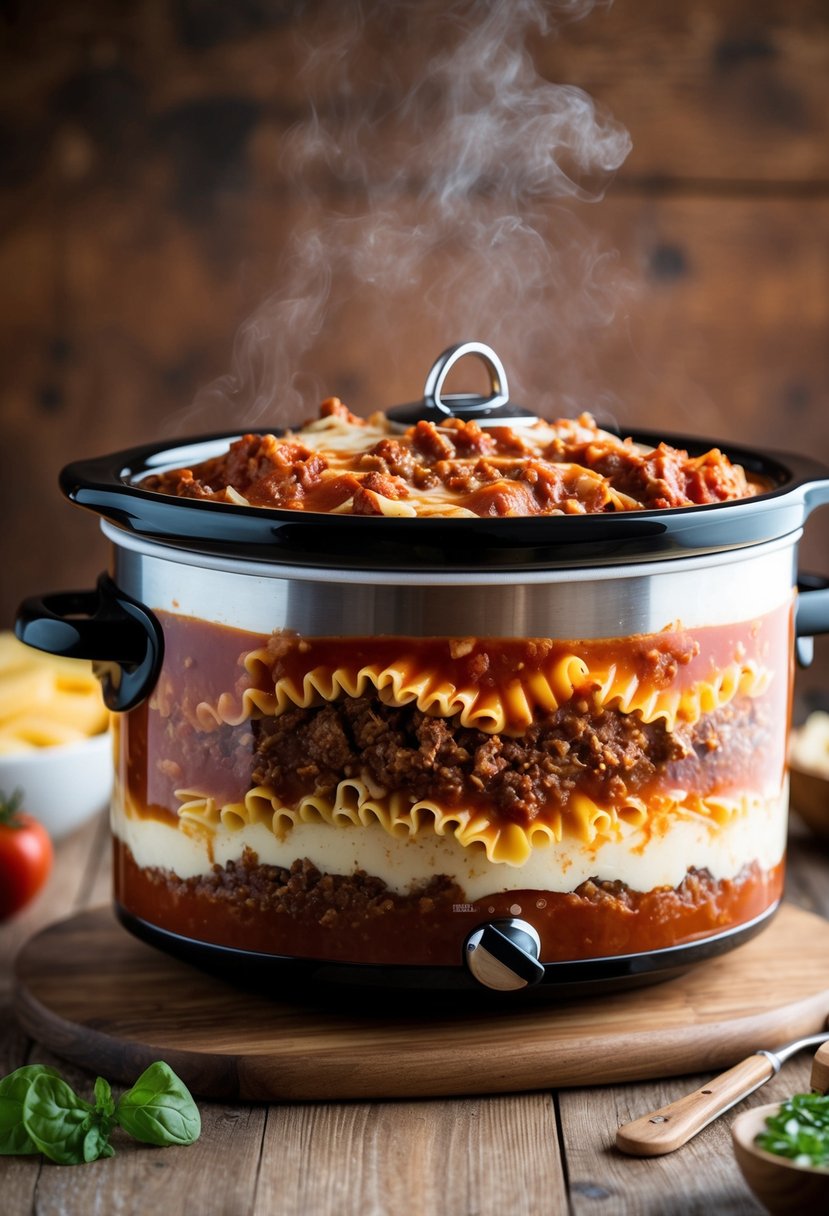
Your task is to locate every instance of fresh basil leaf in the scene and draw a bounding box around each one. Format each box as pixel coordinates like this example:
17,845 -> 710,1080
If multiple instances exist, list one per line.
115,1061 -> 201,1147
94,1076 -> 114,1118
83,1120 -> 115,1163
22,1073 -> 101,1166
0,1066 -> 62,1156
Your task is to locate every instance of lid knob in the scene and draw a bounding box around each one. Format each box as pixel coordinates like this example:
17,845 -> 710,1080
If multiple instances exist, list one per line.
464,918 -> 544,991
387,341 -> 538,428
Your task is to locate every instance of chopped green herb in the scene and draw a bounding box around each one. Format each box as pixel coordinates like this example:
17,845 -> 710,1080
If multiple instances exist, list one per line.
755,1093 -> 829,1169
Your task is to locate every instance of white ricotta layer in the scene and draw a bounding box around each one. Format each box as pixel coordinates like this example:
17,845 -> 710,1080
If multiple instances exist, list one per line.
112,785 -> 788,897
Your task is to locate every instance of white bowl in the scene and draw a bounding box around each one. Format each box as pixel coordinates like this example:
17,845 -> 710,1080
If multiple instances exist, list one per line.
0,731 -> 113,840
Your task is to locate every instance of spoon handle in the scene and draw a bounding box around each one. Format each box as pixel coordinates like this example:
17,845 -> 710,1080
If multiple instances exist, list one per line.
811,1042 -> 829,1093
615,1054 -> 775,1156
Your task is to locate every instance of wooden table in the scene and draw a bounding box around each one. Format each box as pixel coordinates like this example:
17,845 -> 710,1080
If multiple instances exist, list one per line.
2,811 -> 827,1215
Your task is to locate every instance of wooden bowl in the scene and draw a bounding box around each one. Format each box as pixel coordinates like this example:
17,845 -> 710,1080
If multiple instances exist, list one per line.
789,714 -> 829,841
789,764 -> 829,841
732,1102 -> 829,1215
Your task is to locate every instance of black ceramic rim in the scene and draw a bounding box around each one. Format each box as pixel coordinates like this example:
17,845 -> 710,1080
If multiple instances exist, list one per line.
116,901 -> 777,1005
61,430 -> 829,572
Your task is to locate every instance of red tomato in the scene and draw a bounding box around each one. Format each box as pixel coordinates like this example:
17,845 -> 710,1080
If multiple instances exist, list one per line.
0,791 -> 53,919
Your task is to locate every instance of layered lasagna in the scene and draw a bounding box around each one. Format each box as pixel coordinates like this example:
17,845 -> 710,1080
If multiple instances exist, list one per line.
112,607 -> 790,967
115,403 -> 789,969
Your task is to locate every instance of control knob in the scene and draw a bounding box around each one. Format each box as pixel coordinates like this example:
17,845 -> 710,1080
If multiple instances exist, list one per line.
464,919 -> 544,991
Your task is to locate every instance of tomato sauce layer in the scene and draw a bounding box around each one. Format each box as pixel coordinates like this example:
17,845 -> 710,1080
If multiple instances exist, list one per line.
114,841 -> 783,967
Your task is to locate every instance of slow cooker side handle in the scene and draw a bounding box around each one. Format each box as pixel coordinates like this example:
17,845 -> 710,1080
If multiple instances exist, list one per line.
795,574 -> 829,668
15,573 -> 163,712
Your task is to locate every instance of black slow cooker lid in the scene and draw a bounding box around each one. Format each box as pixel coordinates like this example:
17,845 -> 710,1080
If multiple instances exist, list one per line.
60,429 -> 829,573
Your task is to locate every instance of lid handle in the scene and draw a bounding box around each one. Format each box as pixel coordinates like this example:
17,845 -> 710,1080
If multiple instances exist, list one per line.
423,341 -> 510,418
386,341 -> 538,427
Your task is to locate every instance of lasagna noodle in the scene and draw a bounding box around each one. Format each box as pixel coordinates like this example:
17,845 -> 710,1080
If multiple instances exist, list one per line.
175,780 -> 764,866
194,651 -> 771,737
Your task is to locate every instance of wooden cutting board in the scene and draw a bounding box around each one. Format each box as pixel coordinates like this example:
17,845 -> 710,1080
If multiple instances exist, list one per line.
13,904 -> 829,1101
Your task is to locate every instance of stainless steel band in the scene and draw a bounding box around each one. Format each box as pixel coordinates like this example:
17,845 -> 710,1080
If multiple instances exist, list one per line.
104,522 -> 797,639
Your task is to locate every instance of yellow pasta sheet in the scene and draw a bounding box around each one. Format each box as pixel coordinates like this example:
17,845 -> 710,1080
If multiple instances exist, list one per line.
175,779 -> 764,867
194,650 -> 770,737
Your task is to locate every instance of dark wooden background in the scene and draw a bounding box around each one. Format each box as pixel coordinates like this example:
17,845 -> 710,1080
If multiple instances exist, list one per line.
1,0 -> 827,700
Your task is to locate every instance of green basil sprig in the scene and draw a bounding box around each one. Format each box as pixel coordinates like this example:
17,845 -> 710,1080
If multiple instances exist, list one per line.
0,1061 -> 200,1165
22,1072 -> 105,1165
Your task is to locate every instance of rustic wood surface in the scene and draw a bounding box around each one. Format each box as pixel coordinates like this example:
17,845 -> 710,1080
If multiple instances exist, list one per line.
11,902 -> 829,1103
0,810 -> 826,1214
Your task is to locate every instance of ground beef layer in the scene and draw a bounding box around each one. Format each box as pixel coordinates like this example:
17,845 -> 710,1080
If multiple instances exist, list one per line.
115,841 -> 783,967
250,693 -> 770,825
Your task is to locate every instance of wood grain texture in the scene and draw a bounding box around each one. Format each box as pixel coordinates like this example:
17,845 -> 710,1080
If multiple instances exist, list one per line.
255,1095 -> 566,1216
559,1070 -> 810,1216
12,903 -> 829,1103
562,1057 -> 820,1216
27,1082 -> 265,1216
1,1037 -> 266,1216
541,0 -> 829,185
1,0 -> 827,188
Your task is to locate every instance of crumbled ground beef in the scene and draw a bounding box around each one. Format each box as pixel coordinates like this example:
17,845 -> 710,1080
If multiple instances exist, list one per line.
668,695 -> 771,792
154,685 -> 768,828
147,847 -> 735,928
252,695 -> 699,825
159,850 -> 465,928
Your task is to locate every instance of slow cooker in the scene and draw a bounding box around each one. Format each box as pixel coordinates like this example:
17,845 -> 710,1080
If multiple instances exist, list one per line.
16,343 -> 829,1001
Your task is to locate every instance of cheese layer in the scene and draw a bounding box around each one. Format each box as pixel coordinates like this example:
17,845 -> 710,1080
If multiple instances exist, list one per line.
111,783 -> 788,898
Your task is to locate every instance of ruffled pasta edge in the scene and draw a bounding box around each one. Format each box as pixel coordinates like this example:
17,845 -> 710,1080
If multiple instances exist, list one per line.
194,653 -> 771,737
175,778 -> 765,867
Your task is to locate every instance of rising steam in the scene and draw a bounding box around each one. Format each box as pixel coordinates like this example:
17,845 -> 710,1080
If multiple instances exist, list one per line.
185,0 -> 632,431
